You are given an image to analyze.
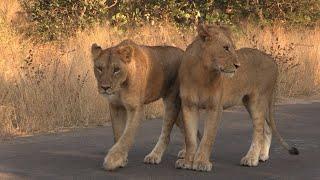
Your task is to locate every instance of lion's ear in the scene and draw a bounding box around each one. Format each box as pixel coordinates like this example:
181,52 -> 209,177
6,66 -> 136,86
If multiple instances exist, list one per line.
197,24 -> 211,41
91,43 -> 102,59
116,45 -> 133,63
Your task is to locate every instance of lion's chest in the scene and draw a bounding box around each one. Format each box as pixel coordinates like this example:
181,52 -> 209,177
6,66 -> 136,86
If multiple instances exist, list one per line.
105,93 -> 122,105
181,84 -> 222,109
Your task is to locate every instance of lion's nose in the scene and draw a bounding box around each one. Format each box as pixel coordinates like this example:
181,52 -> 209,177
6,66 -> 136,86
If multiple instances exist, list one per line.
101,85 -> 111,91
234,62 -> 240,69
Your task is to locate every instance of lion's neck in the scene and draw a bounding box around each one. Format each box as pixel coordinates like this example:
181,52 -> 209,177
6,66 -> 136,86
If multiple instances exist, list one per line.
189,57 -> 222,87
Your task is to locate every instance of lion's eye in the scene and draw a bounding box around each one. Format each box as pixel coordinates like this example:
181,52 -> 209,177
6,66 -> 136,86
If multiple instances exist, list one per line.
113,67 -> 120,74
223,45 -> 230,52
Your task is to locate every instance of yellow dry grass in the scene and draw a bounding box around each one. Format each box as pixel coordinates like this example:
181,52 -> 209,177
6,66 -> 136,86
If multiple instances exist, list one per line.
0,1 -> 319,137
236,25 -> 320,97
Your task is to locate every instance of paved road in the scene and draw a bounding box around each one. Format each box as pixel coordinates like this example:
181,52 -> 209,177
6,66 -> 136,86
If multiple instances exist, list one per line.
0,102 -> 319,180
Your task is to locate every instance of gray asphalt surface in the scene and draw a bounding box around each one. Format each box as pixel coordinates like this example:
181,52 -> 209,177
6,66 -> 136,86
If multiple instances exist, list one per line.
0,102 -> 319,180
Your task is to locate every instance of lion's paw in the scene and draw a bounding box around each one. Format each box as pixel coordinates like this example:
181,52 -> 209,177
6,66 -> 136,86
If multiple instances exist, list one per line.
103,150 -> 128,171
240,155 -> 259,167
175,159 -> 192,170
144,152 -> 162,164
177,149 -> 186,159
192,160 -> 213,172
259,153 -> 269,162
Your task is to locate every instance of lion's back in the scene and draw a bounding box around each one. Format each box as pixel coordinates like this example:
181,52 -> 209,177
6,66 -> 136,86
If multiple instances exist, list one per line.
223,48 -> 278,98
236,48 -> 278,84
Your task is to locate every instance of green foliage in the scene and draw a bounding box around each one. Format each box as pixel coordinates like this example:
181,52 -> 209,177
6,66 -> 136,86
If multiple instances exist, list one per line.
20,0 -> 111,41
227,0 -> 320,26
109,1 -> 233,27
19,0 -> 320,41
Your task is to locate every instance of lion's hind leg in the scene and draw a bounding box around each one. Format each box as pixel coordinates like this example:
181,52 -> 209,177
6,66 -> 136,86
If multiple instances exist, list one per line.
144,97 -> 180,164
241,95 -> 268,167
259,120 -> 272,162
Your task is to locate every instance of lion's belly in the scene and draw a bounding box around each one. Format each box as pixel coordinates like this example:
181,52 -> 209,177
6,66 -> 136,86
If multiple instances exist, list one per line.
143,60 -> 179,104
144,87 -> 163,104
143,71 -> 166,104
220,66 -> 253,109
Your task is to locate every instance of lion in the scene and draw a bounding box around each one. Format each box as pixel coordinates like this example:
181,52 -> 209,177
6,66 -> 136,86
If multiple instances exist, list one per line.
91,39 -> 189,171
175,24 -> 299,172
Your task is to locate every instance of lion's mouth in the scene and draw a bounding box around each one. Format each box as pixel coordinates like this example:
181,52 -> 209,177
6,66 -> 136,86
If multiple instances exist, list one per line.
104,92 -> 114,95
99,89 -> 114,95
220,69 -> 236,77
105,91 -> 114,95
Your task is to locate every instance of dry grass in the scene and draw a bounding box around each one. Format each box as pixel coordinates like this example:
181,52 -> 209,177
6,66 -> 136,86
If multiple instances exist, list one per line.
236,24 -> 320,97
0,1 -> 319,137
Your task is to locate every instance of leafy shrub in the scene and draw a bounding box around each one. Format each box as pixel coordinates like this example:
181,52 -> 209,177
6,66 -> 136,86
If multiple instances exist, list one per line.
214,0 -> 320,24
19,0 -> 113,41
19,0 -> 320,41
109,1 -> 231,27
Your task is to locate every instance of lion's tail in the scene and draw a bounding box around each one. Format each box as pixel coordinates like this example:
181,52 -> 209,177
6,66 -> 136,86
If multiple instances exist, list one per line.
266,98 -> 299,155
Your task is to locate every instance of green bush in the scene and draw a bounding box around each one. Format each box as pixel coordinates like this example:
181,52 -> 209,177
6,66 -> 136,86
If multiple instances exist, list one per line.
228,0 -> 320,26
19,0 -> 320,41
20,0 -> 111,41
109,1 -> 230,27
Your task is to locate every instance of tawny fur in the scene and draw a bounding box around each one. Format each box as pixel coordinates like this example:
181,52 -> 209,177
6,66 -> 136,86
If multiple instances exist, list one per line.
176,24 -> 298,172
91,39 -> 187,171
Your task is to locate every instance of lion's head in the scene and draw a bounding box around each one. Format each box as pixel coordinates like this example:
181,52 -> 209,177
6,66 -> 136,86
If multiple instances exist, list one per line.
197,24 -> 240,77
91,40 -> 135,95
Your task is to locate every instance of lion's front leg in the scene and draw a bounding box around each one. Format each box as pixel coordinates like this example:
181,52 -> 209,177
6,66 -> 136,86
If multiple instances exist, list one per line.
192,107 -> 222,172
103,106 -> 143,171
109,104 -> 127,143
175,104 -> 199,170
